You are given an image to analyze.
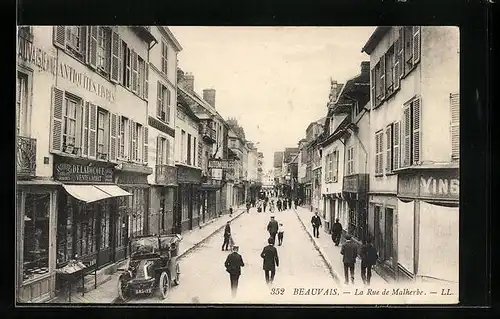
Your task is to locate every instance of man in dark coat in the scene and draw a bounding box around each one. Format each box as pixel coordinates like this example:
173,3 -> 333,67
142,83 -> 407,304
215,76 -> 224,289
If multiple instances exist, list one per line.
294,198 -> 298,209
246,201 -> 251,213
341,234 -> 358,285
263,198 -> 268,212
283,198 -> 288,210
276,199 -> 282,212
261,237 -> 279,285
311,212 -> 322,238
288,198 -> 292,210
225,245 -> 245,297
331,218 -> 343,246
222,221 -> 231,251
266,216 -> 279,243
360,238 -> 378,285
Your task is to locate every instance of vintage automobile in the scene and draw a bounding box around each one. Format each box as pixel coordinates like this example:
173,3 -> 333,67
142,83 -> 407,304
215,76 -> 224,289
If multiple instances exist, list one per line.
117,234 -> 182,301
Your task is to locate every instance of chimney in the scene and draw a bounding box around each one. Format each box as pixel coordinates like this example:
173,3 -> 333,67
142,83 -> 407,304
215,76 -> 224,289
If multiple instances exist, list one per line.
203,89 -> 216,107
361,61 -> 370,75
179,72 -> 195,92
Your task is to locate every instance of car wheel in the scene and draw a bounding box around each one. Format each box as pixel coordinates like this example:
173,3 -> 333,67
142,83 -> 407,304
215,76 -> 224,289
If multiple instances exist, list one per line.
173,263 -> 180,286
117,276 -> 130,302
159,271 -> 170,300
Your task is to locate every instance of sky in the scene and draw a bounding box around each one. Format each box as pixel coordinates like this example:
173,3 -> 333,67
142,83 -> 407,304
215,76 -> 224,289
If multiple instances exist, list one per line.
169,27 -> 376,172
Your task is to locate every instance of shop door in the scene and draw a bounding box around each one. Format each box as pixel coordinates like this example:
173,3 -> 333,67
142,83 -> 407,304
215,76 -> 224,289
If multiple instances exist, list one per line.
159,189 -> 166,235
173,186 -> 182,234
358,201 -> 367,242
188,185 -> 193,230
115,196 -> 129,262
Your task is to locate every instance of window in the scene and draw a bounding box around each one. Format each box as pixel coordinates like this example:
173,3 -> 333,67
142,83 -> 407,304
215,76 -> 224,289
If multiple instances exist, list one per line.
401,97 -> 421,167
332,150 -> 339,182
375,131 -> 384,175
347,146 -> 355,176
450,93 -> 459,160
385,45 -> 395,95
131,123 -> 143,162
23,193 -> 50,282
157,83 -> 171,123
404,26 -> 414,71
187,134 -> 192,165
384,207 -> 394,263
161,41 -> 168,74
63,96 -> 82,155
385,125 -> 393,174
392,122 -> 401,170
121,42 -> 131,89
66,26 -> 81,52
99,201 -> 111,250
18,27 -> 33,59
138,57 -> 145,98
157,136 -> 170,165
181,130 -> 186,163
97,110 -> 109,160
96,27 -> 110,74
17,72 -> 29,136
193,137 -> 197,166
118,116 -> 129,159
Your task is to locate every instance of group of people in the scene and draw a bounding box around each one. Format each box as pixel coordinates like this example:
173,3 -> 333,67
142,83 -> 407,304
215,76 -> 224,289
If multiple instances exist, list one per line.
223,215 -> 284,298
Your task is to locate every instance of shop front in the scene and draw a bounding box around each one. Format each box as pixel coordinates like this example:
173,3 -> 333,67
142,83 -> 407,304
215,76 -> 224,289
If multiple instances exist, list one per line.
397,167 -> 459,284
115,162 -> 153,257
343,173 -> 369,243
53,156 -> 133,290
16,179 -> 60,303
176,165 -> 202,233
199,176 -> 222,224
151,165 -> 177,236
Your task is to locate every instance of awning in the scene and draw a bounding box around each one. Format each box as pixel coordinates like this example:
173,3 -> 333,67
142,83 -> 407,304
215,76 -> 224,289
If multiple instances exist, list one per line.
62,184 -> 132,203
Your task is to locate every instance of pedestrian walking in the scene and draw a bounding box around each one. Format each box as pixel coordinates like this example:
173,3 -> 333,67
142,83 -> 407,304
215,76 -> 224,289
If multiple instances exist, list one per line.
261,237 -> 279,286
229,206 -> 233,217
266,216 -> 279,243
341,234 -> 358,285
331,218 -> 343,246
360,238 -> 378,286
224,245 -> 245,298
311,212 -> 322,238
277,199 -> 282,212
263,200 -> 268,213
269,200 -> 275,213
222,221 -> 231,251
283,198 -> 288,210
277,223 -> 284,246
246,201 -> 251,214
294,198 -> 298,209
288,198 -> 292,210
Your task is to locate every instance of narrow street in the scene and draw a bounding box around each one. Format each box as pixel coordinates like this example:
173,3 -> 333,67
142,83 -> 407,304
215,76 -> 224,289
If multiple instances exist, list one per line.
127,206 -> 338,304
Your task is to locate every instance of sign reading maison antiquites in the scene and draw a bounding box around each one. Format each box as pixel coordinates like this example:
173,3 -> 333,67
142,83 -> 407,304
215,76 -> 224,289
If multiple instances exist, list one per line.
54,156 -> 114,183
17,37 -> 116,103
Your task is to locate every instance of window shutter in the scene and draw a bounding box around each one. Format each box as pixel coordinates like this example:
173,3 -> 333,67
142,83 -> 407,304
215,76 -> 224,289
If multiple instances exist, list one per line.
117,116 -> 123,159
403,106 -> 411,167
131,50 -> 138,93
88,103 -> 97,159
393,121 -> 400,170
53,26 -> 66,49
161,43 -> 165,73
82,102 -> 89,157
109,113 -> 117,162
412,98 -> 421,165
80,26 -> 88,61
370,68 -> 376,109
450,93 -> 460,160
166,89 -> 171,123
157,82 -> 163,119
143,126 -> 148,164
75,103 -> 83,156
394,35 -> 402,90
129,120 -> 135,162
374,135 -> 379,175
398,27 -> 405,78
386,125 -> 392,173
88,26 -> 98,69
144,63 -> 149,100
380,55 -> 386,101
156,136 -> 162,165
166,139 -> 171,165
50,87 -> 64,152
110,31 -> 120,83
413,26 -> 421,64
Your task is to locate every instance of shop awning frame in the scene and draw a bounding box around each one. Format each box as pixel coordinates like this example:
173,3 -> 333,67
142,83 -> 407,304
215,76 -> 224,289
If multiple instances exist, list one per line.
62,184 -> 132,203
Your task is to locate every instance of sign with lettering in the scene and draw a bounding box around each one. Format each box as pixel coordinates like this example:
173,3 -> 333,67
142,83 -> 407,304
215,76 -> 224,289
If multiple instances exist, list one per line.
177,166 -> 202,184
397,169 -> 459,201
54,156 -> 114,183
208,159 -> 235,169
116,173 -> 149,185
18,36 -> 116,103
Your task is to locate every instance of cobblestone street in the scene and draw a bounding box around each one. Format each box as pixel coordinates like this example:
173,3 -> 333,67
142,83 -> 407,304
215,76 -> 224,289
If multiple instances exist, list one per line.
126,206 -> 338,304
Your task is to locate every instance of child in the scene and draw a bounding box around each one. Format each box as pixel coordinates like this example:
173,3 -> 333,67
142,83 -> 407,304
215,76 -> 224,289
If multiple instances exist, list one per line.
277,223 -> 284,246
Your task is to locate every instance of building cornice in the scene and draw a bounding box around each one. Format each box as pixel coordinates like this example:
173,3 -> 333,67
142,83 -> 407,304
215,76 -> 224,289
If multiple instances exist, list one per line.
158,26 -> 183,52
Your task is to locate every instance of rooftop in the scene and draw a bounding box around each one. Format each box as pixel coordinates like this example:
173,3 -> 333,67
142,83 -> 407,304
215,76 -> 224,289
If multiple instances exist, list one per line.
361,26 -> 391,55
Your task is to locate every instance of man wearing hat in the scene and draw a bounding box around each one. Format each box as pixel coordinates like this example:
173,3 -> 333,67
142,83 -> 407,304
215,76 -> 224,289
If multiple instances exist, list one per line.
266,216 -> 279,243
224,245 -> 245,298
341,234 -> 359,285
261,237 -> 279,285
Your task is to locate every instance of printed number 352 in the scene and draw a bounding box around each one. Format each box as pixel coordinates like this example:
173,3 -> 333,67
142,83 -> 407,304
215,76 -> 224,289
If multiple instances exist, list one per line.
271,288 -> 285,295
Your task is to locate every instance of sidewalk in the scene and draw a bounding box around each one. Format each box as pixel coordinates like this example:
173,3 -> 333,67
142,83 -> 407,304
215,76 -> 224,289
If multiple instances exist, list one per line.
51,206 -> 247,304
294,206 -> 388,287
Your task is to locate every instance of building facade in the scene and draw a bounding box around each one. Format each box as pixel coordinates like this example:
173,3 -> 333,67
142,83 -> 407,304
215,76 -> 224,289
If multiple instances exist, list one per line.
146,26 -> 182,236
16,26 -> 156,302
362,26 -> 459,283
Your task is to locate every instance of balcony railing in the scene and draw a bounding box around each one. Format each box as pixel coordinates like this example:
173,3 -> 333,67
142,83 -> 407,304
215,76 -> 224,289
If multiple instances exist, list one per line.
342,173 -> 369,194
200,122 -> 216,144
155,165 -> 177,185
17,136 -> 37,179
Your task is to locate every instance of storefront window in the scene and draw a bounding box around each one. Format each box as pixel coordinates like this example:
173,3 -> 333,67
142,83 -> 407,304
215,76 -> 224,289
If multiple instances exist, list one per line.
100,201 -> 111,249
74,202 -> 97,258
23,193 -> 50,282
385,208 -> 394,263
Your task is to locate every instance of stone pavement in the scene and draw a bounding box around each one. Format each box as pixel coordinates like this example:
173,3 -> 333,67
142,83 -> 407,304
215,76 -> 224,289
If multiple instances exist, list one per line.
294,205 -> 388,288
50,205 -> 247,304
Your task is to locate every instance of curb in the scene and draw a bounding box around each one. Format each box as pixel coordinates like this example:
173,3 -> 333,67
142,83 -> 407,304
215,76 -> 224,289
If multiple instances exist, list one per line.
293,208 -> 342,286
112,208 -> 247,304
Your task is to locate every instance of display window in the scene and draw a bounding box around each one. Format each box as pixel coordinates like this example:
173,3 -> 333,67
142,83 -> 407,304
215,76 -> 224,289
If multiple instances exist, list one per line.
23,193 -> 50,282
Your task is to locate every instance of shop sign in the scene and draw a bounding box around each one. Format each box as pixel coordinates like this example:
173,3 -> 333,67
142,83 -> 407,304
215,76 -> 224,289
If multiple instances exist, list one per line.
117,173 -> 149,185
18,37 -> 115,103
177,166 -> 202,184
211,168 -> 223,180
343,174 -> 369,193
208,159 -> 235,169
398,170 -> 459,201
54,156 -> 114,183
